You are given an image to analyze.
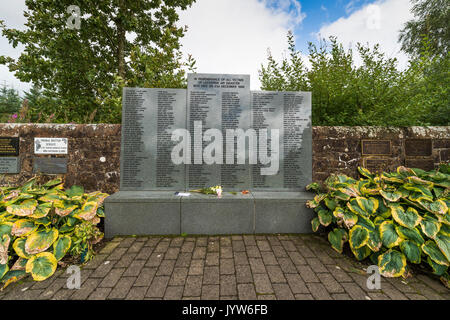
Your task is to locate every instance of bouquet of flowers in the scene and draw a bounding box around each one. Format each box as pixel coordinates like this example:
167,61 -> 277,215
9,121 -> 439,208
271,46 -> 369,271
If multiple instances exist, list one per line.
190,185 -> 223,197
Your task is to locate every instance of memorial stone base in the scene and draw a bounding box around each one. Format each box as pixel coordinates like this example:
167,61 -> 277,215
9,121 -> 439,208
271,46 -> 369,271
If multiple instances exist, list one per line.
105,191 -> 314,238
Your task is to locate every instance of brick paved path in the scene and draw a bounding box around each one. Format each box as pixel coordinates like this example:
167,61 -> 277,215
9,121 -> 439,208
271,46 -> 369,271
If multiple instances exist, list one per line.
0,234 -> 448,300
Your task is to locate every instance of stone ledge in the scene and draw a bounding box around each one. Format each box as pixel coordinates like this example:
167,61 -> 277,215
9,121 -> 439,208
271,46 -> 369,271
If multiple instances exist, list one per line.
105,191 -> 314,237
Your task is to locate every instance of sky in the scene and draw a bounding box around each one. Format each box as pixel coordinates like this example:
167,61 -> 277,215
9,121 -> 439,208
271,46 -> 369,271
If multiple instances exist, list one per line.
0,0 -> 414,93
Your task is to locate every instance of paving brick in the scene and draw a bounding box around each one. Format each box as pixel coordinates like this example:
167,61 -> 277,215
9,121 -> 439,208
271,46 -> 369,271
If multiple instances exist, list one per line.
257,240 -> 271,251
220,275 -> 237,296
124,286 -> 147,300
257,294 -> 276,300
249,258 -> 266,274
115,252 -> 138,268
117,237 -> 136,248
146,252 -> 165,267
237,283 -> 257,300
99,242 -> 120,255
220,247 -> 233,259
203,266 -> 220,285
88,288 -> 112,300
196,237 -> 208,247
246,246 -> 261,258
205,252 -> 219,266
281,240 -> 297,252
332,293 -> 352,300
405,293 -> 428,300
307,283 -> 332,300
165,247 -> 181,260
295,244 -> 315,258
189,259 -> 205,276
169,267 -> 189,286
285,274 -> 309,294
192,247 -> 207,259
51,289 -> 75,300
107,247 -> 127,260
287,251 -> 306,265
220,258 -> 235,275
175,253 -> 193,267
71,278 -> 102,300
220,237 -> 232,247
266,265 -> 287,283
367,292 -> 390,300
146,276 -> 170,298
326,265 -> 353,282
234,251 -> 249,265
318,273 -> 345,294
154,241 -> 170,253
267,236 -> 281,246
170,237 -> 184,247
156,260 -> 176,276
99,268 -> 125,287
409,282 -> 444,300
253,273 -> 274,294
201,284 -> 220,300
181,241 -> 195,253
207,240 -> 219,252
305,257 -> 328,273
278,257 -> 297,273
296,265 -> 320,283
232,240 -> 245,252
123,260 -> 146,277
415,275 -> 448,294
184,275 -> 203,297
128,241 -> 144,253
135,247 -> 153,260
272,246 -> 288,258
83,254 -> 108,269
41,278 -> 67,299
144,238 -> 160,247
236,265 -> 253,284
342,282 -> 369,300
134,267 -> 157,287
294,294 -> 314,300
90,260 -> 116,278
261,251 -> 278,265
231,235 -> 243,240
164,286 -> 184,300
220,295 -> 238,300
273,283 -> 295,300
108,277 -> 136,299
243,235 -> 256,246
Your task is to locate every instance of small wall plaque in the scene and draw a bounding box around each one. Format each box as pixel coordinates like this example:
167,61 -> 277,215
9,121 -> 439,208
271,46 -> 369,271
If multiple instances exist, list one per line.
361,140 -> 391,155
33,158 -> 67,174
34,138 -> 68,154
362,157 -> 390,173
0,157 -> 20,173
0,137 -> 19,156
405,159 -> 434,171
405,139 -> 432,156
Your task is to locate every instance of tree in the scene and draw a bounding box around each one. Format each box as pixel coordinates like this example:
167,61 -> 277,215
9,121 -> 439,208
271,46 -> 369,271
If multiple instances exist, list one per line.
399,0 -> 450,58
0,0 -> 196,123
0,85 -> 22,122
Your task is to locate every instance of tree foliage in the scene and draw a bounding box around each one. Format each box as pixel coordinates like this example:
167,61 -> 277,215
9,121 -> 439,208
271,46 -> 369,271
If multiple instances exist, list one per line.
0,0 -> 196,123
259,32 -> 449,126
399,0 -> 450,59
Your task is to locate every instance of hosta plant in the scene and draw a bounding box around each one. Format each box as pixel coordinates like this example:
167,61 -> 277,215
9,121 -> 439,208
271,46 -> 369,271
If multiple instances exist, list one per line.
307,165 -> 450,286
0,177 -> 108,286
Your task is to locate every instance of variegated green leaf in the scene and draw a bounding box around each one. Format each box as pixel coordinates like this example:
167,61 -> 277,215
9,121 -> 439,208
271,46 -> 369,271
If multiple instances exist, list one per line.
12,238 -> 31,259
419,199 -> 448,215
367,228 -> 382,252
74,201 -> 99,221
55,203 -> 79,217
328,228 -> 348,254
380,221 -> 402,248
343,210 -> 358,229
379,190 -> 402,202
358,167 -> 374,179
6,199 -> 38,217
0,234 -> 10,265
395,225 -> 425,245
25,228 -> 59,255
349,225 -> 369,249
378,249 -> 407,277
11,219 -> 38,237
356,214 -> 375,231
0,223 -> 12,237
434,233 -> 450,263
426,256 -> 448,276
311,217 -> 320,232
29,203 -> 52,219
419,215 -> 441,239
25,252 -> 57,281
351,245 -> 371,261
0,263 -> 8,281
400,241 -> 421,264
306,194 -> 327,208
422,241 -> 449,266
390,205 -> 422,229
53,235 -> 72,261
317,209 -> 333,227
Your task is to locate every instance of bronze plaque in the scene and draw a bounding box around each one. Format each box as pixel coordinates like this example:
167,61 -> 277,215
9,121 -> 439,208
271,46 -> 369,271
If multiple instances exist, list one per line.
405,139 -> 432,156
361,140 -> 391,155
0,137 -> 19,156
362,157 -> 390,173
405,159 -> 435,171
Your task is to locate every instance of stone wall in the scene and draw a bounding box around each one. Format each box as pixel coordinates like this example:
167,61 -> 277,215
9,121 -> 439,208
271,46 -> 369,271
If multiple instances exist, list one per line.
0,124 -> 448,193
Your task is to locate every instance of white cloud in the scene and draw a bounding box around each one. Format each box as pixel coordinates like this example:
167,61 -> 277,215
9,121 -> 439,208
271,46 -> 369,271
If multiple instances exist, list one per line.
317,0 -> 414,70
178,0 -> 305,89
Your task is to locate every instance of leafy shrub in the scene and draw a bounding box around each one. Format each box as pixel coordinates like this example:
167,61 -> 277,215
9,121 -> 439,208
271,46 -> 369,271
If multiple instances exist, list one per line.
0,177 -> 108,286
307,165 -> 450,285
